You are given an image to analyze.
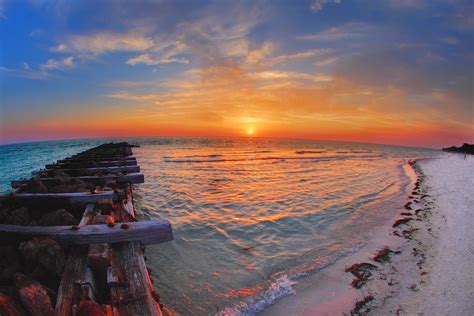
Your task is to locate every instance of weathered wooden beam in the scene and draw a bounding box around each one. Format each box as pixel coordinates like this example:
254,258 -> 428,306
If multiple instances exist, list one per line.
72,151 -> 133,158
0,220 -> 173,246
56,204 -> 96,315
55,246 -> 89,315
62,156 -> 136,162
46,160 -> 138,169
110,242 -> 162,316
39,165 -> 141,176
10,191 -> 118,204
11,173 -> 145,188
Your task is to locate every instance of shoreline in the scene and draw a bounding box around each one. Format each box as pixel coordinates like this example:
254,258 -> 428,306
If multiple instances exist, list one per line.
370,154 -> 474,315
260,154 -> 474,315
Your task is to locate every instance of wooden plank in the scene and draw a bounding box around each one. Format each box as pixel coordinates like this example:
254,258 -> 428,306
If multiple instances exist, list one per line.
46,160 -> 138,169
62,156 -> 136,162
39,165 -> 141,176
110,242 -> 162,315
0,220 -> 173,246
55,204 -> 93,316
55,246 -> 89,315
11,173 -> 145,188
10,191 -> 118,204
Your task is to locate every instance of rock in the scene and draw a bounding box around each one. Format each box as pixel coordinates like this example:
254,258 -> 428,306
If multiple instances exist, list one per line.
9,208 -> 30,226
19,237 -> 65,277
28,265 -> 60,293
39,209 -> 77,226
14,273 -> 55,316
0,293 -> 27,316
48,184 -> 75,193
50,170 -> 71,184
0,206 -> 9,224
21,177 -> 48,193
0,246 -> 23,283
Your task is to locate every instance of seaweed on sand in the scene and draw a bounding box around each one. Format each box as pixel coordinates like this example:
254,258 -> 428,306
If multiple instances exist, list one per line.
372,247 -> 400,263
351,296 -> 374,315
393,218 -> 412,228
345,262 -> 377,289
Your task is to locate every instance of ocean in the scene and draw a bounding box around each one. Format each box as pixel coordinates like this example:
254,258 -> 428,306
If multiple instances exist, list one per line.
0,137 -> 438,314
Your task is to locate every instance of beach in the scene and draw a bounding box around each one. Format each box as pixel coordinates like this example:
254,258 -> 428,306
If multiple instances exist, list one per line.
374,154 -> 474,315
261,153 -> 474,315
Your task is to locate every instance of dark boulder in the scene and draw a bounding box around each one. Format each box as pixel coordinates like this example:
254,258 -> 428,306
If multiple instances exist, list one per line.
14,273 -> 55,316
18,237 -> 65,277
0,246 -> 24,283
9,208 -> 31,226
20,177 -> 48,193
39,209 -> 77,226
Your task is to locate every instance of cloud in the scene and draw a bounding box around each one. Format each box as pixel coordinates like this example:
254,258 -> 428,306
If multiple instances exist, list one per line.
298,22 -> 373,41
314,56 -> 339,66
126,53 -> 189,66
269,48 -> 331,65
174,3 -> 266,64
250,71 -> 332,82
310,0 -> 342,12
0,65 -> 48,80
246,42 -> 273,64
40,56 -> 75,70
52,32 -> 154,55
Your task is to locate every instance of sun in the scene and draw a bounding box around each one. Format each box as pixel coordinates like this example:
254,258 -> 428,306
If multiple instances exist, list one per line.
247,127 -> 255,136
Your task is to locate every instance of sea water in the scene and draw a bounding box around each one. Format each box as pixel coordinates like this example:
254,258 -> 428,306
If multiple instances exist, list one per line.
0,137 -> 438,314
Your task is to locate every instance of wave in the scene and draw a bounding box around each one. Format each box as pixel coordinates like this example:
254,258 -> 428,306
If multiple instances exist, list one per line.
163,154 -> 223,159
164,154 -> 382,164
295,150 -> 325,154
215,245 -> 363,316
216,275 -> 296,316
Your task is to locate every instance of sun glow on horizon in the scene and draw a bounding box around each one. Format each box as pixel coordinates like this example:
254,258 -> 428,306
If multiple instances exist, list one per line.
247,128 -> 255,136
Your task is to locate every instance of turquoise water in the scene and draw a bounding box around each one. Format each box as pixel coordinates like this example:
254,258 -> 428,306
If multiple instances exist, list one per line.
0,137 -> 438,314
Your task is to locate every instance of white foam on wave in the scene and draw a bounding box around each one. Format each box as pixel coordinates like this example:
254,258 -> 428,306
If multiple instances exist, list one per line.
216,275 -> 296,316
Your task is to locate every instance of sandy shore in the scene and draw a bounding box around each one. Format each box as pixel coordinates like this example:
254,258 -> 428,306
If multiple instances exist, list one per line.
261,153 -> 474,315
373,154 -> 474,315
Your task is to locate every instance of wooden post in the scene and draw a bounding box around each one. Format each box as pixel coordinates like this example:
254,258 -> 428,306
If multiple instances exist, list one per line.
109,242 -> 162,316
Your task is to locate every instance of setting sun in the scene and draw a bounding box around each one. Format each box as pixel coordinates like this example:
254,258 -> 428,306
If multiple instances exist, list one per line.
247,128 -> 255,136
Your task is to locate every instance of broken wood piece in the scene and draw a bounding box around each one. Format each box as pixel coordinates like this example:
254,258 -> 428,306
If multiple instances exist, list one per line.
79,204 -> 97,226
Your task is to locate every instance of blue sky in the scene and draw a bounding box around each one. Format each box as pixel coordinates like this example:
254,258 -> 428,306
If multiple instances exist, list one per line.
0,0 -> 473,147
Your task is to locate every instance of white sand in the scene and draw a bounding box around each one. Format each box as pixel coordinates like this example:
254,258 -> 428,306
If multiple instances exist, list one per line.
260,154 -> 474,315
383,154 -> 474,315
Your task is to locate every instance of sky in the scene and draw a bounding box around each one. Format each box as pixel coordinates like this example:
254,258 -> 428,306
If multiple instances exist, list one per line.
0,0 -> 473,147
